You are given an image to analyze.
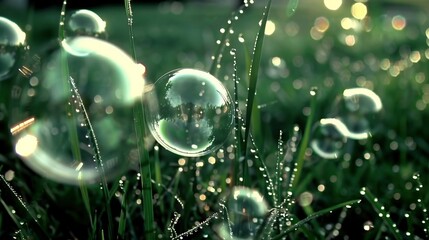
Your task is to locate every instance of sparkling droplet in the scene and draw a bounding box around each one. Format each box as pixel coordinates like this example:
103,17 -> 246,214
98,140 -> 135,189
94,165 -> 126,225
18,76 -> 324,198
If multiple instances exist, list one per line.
0,17 -> 26,81
145,68 -> 233,157
9,37 -> 144,185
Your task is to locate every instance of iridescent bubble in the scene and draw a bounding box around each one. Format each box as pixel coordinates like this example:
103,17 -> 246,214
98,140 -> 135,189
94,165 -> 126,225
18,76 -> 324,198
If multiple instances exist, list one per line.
341,88 -> 382,139
216,187 -> 269,239
310,118 -> 349,159
145,68 -> 233,157
9,36 -> 144,184
67,9 -> 106,38
0,16 -> 26,81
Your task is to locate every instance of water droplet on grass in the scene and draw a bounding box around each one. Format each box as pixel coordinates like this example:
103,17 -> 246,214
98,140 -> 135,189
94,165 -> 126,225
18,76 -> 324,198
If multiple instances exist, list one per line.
0,17 -> 26,81
9,37 -> 144,184
145,68 -> 233,157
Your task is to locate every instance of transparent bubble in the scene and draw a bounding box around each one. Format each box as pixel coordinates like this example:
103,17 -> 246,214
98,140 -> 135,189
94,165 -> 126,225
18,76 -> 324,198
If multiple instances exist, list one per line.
67,9 -> 106,38
341,88 -> 382,139
9,36 -> 144,184
145,68 -> 233,157
310,118 -> 349,159
216,187 -> 269,239
0,17 -> 26,81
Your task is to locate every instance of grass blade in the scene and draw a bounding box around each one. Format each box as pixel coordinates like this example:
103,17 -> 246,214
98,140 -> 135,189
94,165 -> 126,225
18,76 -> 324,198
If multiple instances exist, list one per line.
243,0 -> 272,154
291,88 -> 317,192
123,1 -> 156,239
286,0 -> 300,17
271,199 -> 361,240
361,187 -> 402,240
0,175 -> 49,238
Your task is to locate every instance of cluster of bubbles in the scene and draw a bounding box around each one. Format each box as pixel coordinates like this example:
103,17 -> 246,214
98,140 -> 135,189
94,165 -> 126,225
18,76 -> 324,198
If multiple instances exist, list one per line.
216,187 -> 269,240
0,16 -> 26,81
8,10 -> 145,184
144,68 -> 234,157
311,88 -> 382,159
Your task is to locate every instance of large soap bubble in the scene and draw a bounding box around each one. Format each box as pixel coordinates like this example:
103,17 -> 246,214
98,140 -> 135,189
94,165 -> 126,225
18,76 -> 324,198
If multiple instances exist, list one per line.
216,187 -> 269,239
67,9 -> 106,38
145,68 -> 234,157
0,16 -> 26,81
9,36 -> 144,184
310,118 -> 349,159
340,88 -> 382,140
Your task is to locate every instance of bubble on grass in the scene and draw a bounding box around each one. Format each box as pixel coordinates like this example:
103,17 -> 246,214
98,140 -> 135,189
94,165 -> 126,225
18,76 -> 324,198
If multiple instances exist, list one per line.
310,118 -> 348,159
9,36 -> 144,185
145,68 -> 233,157
340,88 -> 382,140
216,187 -> 269,240
0,17 -> 26,81
67,9 -> 106,38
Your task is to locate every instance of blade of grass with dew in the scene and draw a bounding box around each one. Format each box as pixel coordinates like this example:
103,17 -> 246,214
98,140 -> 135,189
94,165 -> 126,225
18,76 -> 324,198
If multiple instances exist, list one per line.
78,172 -> 94,231
231,48 -> 242,186
117,180 -> 130,239
208,6 -> 245,76
361,187 -> 402,240
286,0 -> 300,17
123,1 -> 155,239
0,175 -> 49,238
243,0 -> 272,156
291,88 -> 317,192
57,2 -> 101,237
412,173 -> 429,237
271,199 -> 361,240
70,77 -> 114,239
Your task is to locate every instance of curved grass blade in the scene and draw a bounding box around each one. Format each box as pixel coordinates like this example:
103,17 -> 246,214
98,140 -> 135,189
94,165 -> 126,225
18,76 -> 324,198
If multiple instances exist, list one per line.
0,175 -> 50,239
209,5 -> 245,76
291,88 -> 317,192
271,199 -> 360,240
123,1 -> 155,239
286,0 -> 300,17
243,0 -> 272,154
117,180 -> 130,239
361,187 -> 402,240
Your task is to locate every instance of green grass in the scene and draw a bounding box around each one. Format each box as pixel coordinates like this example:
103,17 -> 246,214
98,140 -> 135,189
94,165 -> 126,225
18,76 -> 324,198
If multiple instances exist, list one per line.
0,0 -> 429,239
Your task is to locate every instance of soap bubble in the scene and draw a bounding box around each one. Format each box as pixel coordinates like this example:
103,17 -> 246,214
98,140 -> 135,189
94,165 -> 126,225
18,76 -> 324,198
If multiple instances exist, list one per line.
216,187 -> 269,239
145,68 -> 233,157
9,36 -> 144,184
0,16 -> 26,81
67,9 -> 106,38
340,88 -> 382,140
310,118 -> 349,159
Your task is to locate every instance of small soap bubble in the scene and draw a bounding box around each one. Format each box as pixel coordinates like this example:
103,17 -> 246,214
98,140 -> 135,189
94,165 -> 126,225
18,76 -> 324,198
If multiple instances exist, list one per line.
340,88 -> 382,139
216,187 -> 269,239
310,118 -> 349,159
145,68 -> 233,157
9,36 -> 144,184
67,9 -> 106,38
0,17 -> 26,81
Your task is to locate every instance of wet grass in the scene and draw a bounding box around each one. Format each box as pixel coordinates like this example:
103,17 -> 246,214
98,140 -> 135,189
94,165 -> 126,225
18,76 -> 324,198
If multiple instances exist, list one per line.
0,0 -> 429,239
